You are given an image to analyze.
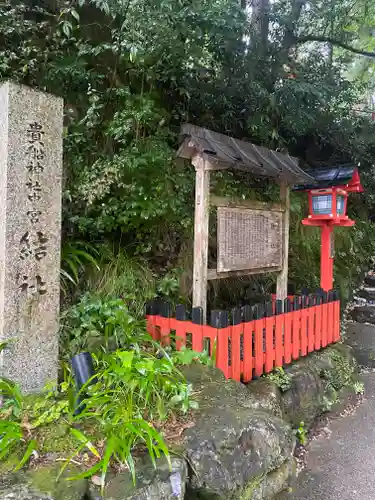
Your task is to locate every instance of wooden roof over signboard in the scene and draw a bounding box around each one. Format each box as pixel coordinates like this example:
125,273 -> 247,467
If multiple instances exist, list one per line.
178,124 -> 315,185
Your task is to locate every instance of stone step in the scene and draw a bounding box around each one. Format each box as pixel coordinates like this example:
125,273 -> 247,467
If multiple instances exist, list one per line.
358,287 -> 375,300
345,322 -> 375,368
365,274 -> 375,287
351,305 -> 375,324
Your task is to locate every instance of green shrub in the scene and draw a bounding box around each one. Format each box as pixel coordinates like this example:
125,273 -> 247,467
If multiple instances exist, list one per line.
85,245 -> 156,318
264,367 -> 292,392
60,294 -> 149,359
0,378 -> 36,469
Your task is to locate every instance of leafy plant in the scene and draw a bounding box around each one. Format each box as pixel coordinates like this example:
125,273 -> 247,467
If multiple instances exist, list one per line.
322,349 -> 356,391
86,245 -> 156,318
157,271 -> 181,302
264,367 -> 292,392
57,346 -> 197,489
353,381 -> 365,395
60,294 -> 149,358
294,421 -> 307,446
171,347 -> 213,367
0,378 -> 36,469
61,241 -> 100,295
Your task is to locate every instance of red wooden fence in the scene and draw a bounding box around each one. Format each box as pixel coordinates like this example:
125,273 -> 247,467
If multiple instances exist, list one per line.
146,292 -> 340,382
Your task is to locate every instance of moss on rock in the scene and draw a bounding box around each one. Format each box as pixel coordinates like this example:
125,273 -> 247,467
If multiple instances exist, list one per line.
32,423 -> 79,455
0,465 -> 87,500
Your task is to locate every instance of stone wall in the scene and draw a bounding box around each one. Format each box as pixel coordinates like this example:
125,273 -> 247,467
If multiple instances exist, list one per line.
0,344 -> 359,500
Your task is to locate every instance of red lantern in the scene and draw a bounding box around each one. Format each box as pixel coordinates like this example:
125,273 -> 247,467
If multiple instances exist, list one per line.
302,187 -> 354,292
303,187 -> 352,225
295,166 -> 363,292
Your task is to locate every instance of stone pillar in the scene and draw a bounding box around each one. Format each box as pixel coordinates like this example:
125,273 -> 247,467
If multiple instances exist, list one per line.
0,82 -> 63,393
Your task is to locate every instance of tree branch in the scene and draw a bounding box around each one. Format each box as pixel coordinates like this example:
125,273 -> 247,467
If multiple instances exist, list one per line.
296,35 -> 375,58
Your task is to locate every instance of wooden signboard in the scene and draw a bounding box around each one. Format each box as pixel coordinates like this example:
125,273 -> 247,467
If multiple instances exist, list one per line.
217,207 -> 283,273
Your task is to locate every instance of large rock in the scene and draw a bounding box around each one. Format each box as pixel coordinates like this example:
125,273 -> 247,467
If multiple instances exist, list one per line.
280,345 -> 357,427
0,483 -> 52,500
89,457 -> 187,500
181,365 -> 295,499
351,305 -> 375,324
282,362 -> 324,427
247,378 -> 283,418
250,458 -> 297,500
0,465 -> 86,500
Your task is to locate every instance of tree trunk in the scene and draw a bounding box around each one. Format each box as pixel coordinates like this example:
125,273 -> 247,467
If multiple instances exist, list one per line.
251,0 -> 270,57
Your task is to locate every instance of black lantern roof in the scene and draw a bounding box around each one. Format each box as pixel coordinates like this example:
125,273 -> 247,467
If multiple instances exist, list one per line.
293,164 -> 359,191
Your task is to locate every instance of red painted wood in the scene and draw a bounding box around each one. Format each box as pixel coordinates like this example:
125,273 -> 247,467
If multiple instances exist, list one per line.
315,302 -> 322,349
265,316 -> 275,373
327,301 -> 334,344
284,312 -> 292,364
300,306 -> 308,356
292,309 -> 301,360
321,302 -> 328,348
307,305 -> 315,353
159,316 -> 171,345
254,318 -> 265,376
190,323 -> 204,352
231,323 -> 242,381
275,314 -> 283,367
146,315 -> 159,341
146,300 -> 340,382
216,326 -> 230,379
174,319 -> 187,350
320,224 -> 333,292
243,320 -> 254,382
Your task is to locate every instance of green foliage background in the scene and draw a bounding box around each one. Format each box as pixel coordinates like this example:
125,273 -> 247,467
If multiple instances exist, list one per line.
2,0 -> 375,306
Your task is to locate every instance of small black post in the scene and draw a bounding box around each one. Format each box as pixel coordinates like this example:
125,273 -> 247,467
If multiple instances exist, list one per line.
175,304 -> 187,321
71,352 -> 95,416
275,299 -> 283,315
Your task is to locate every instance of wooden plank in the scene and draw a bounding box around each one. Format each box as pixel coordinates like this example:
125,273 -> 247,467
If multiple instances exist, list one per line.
307,303 -> 315,353
210,195 -> 284,212
207,266 -> 282,281
292,309 -> 301,360
284,309 -> 292,364
191,155 -> 210,321
315,302 -> 322,349
254,318 -> 265,376
265,316 -> 275,372
276,182 -> 290,301
231,323 -> 242,381
275,313 -> 283,367
300,306 -> 308,356
321,302 -> 328,348
243,321 -> 254,382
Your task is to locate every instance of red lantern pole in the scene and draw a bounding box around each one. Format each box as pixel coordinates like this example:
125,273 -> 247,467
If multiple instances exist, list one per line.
320,223 -> 333,292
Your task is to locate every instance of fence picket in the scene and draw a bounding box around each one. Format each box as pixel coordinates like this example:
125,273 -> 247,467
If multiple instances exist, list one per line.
265,302 -> 275,373
254,309 -> 265,377
300,296 -> 308,356
284,299 -> 292,364
242,305 -> 254,382
275,300 -> 284,367
315,296 -> 322,349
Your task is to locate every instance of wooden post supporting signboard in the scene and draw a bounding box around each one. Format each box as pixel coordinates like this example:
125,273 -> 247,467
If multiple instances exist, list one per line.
192,155 -> 210,321
276,182 -> 290,301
